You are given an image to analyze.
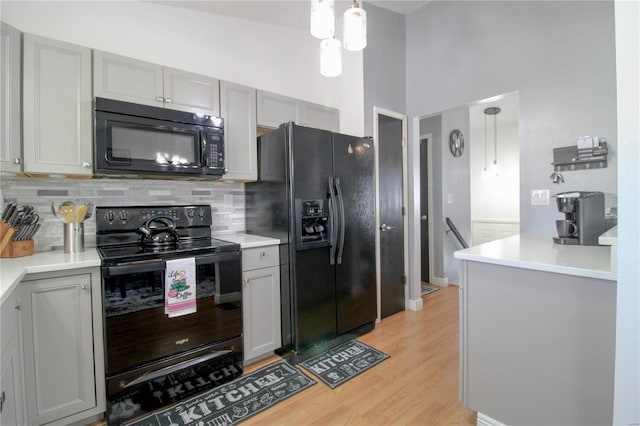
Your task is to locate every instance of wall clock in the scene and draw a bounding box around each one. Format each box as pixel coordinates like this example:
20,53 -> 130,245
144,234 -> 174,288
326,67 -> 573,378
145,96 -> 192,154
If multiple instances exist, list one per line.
449,129 -> 464,157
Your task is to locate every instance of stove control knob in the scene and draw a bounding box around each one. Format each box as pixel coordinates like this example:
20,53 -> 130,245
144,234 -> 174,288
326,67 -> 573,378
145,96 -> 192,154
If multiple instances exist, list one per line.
105,211 -> 115,222
118,210 -> 129,222
197,208 -> 206,219
186,209 -> 195,218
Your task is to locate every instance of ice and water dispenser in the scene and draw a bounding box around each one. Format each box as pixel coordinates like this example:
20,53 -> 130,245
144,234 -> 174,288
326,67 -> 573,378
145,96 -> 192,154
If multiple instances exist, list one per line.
295,199 -> 330,249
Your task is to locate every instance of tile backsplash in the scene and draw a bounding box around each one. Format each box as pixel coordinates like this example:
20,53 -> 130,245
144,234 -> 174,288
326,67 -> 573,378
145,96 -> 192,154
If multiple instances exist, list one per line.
0,176 -> 245,252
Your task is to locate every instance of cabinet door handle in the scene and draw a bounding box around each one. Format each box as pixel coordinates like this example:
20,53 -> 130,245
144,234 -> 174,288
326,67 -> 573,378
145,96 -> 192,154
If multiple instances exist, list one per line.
259,251 -> 266,257
14,304 -> 20,311
12,158 -> 21,165
0,390 -> 5,413
82,162 -> 91,168
244,277 -> 251,284
164,97 -> 172,104
81,284 -> 89,290
155,96 -> 164,102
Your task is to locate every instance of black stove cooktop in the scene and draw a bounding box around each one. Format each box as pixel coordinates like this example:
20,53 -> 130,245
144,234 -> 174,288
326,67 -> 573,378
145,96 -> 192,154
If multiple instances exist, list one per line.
95,205 -> 239,263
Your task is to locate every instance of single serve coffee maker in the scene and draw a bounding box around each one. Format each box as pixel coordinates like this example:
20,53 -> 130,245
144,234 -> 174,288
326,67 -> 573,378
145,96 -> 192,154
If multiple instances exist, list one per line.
553,191 -> 611,245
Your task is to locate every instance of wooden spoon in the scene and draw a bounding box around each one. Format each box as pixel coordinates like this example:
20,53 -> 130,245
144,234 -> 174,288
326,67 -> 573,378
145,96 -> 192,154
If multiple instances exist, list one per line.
60,204 -> 75,223
75,204 -> 88,224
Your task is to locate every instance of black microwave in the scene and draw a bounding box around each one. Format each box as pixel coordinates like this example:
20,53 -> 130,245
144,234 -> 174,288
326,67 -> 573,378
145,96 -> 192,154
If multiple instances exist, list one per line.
94,97 -> 225,178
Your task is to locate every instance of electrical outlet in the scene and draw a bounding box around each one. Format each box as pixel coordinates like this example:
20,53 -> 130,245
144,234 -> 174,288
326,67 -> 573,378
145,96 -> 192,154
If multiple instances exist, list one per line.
531,189 -> 550,206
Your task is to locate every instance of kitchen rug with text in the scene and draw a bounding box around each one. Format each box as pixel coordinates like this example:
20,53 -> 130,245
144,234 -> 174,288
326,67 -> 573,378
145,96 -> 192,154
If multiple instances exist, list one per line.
124,360 -> 316,426
299,340 -> 389,389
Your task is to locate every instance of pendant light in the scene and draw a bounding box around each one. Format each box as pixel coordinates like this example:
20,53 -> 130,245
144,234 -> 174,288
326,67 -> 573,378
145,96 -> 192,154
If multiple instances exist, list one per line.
484,107 -> 501,176
320,36 -> 342,77
310,0 -> 335,40
343,1 -> 367,51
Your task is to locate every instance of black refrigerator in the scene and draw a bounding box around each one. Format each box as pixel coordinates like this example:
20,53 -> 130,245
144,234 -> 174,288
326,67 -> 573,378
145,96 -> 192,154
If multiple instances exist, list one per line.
245,122 -> 376,357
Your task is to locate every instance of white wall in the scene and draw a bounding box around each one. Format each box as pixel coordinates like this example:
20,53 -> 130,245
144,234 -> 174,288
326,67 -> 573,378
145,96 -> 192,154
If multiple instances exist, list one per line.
470,94 -> 520,221
613,1 -> 640,424
1,1 -> 364,136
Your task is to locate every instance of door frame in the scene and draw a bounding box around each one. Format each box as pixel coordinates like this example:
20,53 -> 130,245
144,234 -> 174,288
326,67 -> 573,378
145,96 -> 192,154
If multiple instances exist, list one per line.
373,106 -> 409,320
419,132 -> 436,289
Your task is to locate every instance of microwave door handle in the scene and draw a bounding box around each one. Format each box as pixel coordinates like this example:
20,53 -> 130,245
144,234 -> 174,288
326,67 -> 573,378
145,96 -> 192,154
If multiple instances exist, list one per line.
200,131 -> 208,167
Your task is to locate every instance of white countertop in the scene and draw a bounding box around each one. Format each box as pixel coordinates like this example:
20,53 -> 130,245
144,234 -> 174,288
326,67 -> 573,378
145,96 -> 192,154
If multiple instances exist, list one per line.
454,234 -> 616,281
598,226 -> 618,245
216,233 -> 280,248
1,249 -> 101,305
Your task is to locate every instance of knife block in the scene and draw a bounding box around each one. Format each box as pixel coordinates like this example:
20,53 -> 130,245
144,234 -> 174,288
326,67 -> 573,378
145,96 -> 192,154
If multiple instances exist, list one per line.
0,222 -> 35,258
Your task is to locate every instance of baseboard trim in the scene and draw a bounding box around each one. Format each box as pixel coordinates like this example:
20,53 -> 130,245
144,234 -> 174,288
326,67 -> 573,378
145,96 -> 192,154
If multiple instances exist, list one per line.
408,297 -> 423,311
477,412 -> 508,426
430,276 -> 448,286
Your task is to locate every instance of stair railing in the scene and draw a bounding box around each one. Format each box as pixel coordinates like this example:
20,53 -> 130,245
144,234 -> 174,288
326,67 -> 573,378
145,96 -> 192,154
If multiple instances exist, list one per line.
445,217 -> 469,249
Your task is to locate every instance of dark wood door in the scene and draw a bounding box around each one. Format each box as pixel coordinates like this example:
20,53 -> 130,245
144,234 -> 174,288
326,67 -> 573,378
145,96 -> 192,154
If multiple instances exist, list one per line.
420,136 -> 430,283
378,114 -> 405,318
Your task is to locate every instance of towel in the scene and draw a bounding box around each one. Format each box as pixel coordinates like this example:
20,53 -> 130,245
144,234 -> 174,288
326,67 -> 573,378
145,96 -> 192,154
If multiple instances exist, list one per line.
165,258 -> 197,318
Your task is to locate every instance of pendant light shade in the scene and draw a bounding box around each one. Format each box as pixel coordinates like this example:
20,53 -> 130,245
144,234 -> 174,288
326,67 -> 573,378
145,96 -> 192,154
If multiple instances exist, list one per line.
310,0 -> 335,39
343,1 -> 367,51
320,37 -> 342,77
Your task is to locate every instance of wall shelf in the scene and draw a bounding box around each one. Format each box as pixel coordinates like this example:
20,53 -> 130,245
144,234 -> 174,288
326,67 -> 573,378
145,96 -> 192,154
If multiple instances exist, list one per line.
552,140 -> 608,172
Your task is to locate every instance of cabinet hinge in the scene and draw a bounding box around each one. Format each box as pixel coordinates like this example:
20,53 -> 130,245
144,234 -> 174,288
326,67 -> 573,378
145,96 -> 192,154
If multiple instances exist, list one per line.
401,206 -> 406,216
402,275 -> 407,285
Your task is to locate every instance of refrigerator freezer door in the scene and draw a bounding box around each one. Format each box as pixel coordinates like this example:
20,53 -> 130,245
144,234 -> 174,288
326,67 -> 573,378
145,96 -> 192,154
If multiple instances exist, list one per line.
332,134 -> 377,334
289,124 -> 337,351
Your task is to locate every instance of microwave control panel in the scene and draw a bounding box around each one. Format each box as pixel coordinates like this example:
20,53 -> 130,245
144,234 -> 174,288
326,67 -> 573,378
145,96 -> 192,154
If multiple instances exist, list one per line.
206,132 -> 225,172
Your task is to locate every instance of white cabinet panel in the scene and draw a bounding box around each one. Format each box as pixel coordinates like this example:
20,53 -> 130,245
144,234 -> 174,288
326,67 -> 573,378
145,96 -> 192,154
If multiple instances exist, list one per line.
220,81 -> 257,181
1,22 -> 22,173
94,51 -> 220,117
164,67 -> 220,116
0,289 -> 24,426
243,265 -> 281,362
257,90 -> 339,132
257,91 -> 302,129
21,273 -> 96,425
23,34 -> 92,175
93,50 -> 163,107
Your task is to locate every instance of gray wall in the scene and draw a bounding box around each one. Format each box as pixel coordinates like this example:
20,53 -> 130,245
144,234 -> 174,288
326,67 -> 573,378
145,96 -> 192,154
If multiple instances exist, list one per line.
0,177 -> 244,252
406,1 -> 618,236
441,107 -> 471,284
363,3 -> 407,136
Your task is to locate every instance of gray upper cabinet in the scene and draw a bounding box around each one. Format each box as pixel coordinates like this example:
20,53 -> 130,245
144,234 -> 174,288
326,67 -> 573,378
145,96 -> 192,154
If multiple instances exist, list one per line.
94,51 -> 220,117
23,34 -> 93,175
220,81 -> 257,181
257,90 -> 339,132
1,22 -> 22,173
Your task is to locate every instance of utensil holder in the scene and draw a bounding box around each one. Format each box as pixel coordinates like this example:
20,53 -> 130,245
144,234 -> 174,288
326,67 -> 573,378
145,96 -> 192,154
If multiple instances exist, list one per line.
63,222 -> 85,254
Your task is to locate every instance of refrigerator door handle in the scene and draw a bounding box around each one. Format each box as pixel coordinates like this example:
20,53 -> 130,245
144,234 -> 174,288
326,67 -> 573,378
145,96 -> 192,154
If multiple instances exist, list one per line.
335,177 -> 346,265
328,177 -> 338,265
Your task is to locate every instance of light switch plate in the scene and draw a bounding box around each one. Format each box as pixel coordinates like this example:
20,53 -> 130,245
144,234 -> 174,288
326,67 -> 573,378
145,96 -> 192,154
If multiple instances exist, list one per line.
447,193 -> 453,204
531,189 -> 550,206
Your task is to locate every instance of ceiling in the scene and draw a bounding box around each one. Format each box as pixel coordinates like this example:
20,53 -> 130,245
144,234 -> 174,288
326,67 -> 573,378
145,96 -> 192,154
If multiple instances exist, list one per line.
151,1 -> 430,29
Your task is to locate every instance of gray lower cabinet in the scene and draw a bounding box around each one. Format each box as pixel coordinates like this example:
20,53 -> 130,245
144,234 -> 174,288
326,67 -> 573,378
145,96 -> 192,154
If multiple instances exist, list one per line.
459,260 -> 616,425
20,269 -> 105,426
93,50 -> 220,117
257,90 -> 339,132
1,289 -> 24,426
22,34 -> 93,175
1,22 -> 22,173
220,81 -> 257,181
242,246 -> 281,362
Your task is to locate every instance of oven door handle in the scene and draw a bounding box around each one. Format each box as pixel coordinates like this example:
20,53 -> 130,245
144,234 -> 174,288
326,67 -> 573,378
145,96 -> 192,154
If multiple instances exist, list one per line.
195,251 -> 240,265
104,259 -> 166,277
123,350 -> 232,388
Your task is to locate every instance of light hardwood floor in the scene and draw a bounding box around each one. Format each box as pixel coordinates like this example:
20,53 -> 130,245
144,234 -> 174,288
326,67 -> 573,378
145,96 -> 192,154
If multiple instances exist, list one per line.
94,285 -> 475,425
